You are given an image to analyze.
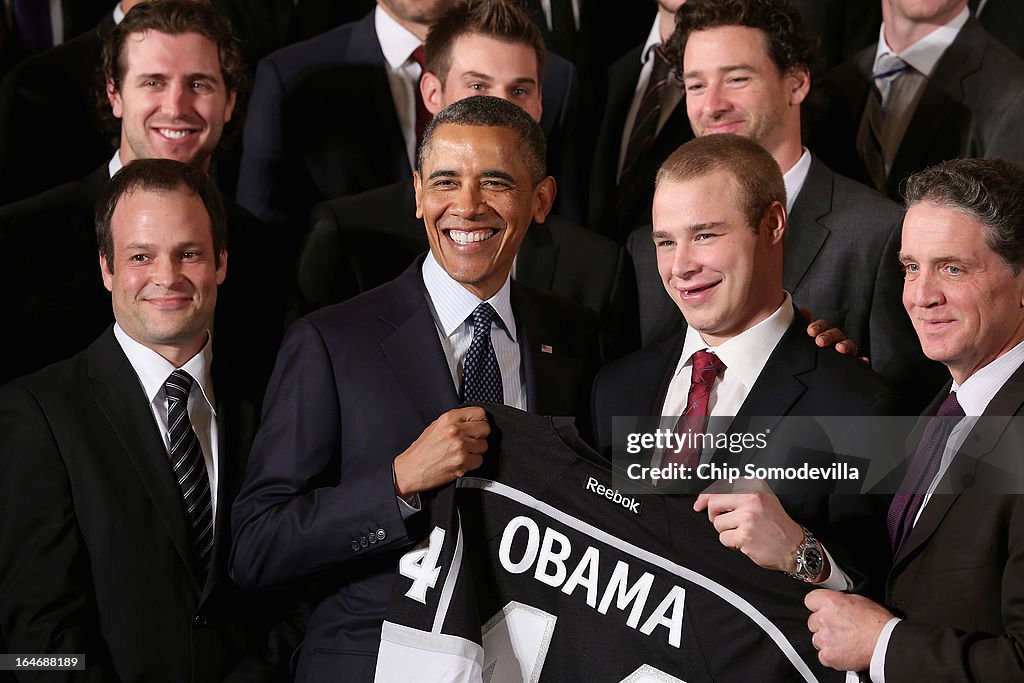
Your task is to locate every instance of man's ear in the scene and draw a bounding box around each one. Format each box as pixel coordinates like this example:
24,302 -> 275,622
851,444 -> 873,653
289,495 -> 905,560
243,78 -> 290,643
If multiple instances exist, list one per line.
215,249 -> 227,285
763,201 -> 786,246
787,66 -> 810,106
223,89 -> 237,124
106,79 -> 123,118
99,253 -> 114,292
421,72 -> 445,115
532,176 -> 557,224
413,171 -> 424,219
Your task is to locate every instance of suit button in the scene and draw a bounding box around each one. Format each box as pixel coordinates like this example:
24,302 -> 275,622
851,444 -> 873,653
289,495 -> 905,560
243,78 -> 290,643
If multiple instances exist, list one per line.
194,614 -> 207,626
369,533 -> 377,544
376,529 -> 387,541
360,536 -> 369,547
351,541 -> 360,551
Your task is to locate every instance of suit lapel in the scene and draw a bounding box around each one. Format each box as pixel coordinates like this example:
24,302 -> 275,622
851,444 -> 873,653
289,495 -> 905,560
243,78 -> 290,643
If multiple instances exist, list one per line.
514,285 -> 585,415
349,12 -> 411,179
895,367 -> 1024,566
734,313 -> 813,430
379,263 -> 460,422
887,20 -> 984,197
88,332 -> 201,589
784,158 -> 833,294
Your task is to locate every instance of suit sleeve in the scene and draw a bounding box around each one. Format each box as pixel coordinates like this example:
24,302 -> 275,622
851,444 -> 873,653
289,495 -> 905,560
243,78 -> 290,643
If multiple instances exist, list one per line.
884,502 -> 1024,681
230,317 -> 412,589
0,384 -> 110,682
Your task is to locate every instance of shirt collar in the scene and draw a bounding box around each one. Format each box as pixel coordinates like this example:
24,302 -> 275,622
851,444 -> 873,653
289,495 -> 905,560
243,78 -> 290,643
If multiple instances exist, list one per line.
108,149 -> 123,178
113,323 -> 217,414
951,338 -> 1024,415
676,292 -> 794,389
640,16 -> 662,64
375,4 -> 424,70
113,2 -> 125,24
875,6 -> 968,77
421,251 -> 517,342
782,148 -> 812,214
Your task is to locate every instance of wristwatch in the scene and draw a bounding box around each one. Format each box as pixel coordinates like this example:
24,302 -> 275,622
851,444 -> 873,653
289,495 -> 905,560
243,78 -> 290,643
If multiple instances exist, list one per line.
787,527 -> 824,583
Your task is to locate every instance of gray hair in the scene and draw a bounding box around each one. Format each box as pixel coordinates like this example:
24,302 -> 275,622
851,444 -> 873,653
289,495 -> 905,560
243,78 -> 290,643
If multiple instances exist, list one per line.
904,158 -> 1024,275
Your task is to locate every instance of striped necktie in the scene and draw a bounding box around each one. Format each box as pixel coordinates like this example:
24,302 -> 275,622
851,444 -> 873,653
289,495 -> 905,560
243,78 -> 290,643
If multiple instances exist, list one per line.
165,369 -> 214,581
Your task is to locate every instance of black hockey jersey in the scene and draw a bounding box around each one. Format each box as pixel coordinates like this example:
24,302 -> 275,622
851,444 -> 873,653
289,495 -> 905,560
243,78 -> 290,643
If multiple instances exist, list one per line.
375,405 -> 843,682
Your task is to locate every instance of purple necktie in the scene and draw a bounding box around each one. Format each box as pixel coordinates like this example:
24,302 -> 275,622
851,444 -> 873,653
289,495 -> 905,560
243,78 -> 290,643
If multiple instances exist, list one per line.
887,392 -> 965,554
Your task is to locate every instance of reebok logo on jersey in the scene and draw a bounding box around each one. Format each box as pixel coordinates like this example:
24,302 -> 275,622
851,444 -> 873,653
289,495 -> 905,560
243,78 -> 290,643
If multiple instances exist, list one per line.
585,477 -> 641,514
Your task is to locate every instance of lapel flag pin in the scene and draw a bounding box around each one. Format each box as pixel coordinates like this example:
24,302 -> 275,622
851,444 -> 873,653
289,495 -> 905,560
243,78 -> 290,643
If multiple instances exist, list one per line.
541,344 -> 553,354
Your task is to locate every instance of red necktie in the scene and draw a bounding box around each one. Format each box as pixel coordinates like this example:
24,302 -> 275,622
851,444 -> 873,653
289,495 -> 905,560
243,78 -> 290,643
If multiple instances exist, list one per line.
410,45 -> 431,158
666,350 -> 725,470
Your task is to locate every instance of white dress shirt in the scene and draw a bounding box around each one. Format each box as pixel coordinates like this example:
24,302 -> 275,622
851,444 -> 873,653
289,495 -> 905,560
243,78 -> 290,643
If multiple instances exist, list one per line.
113,324 -> 220,524
421,252 -> 527,410
536,0 -> 579,31
783,148 -> 812,214
617,16 -> 684,178
869,339 -> 1024,682
375,5 -> 425,170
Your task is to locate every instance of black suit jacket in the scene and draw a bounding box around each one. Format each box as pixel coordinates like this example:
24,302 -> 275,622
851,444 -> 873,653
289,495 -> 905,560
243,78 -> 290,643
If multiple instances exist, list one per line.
0,165 -> 286,388
235,10 -> 580,235
588,43 -> 693,243
816,17 -> 1024,200
0,15 -> 113,205
211,0 -> 375,67
880,366 -> 1024,680
593,311 -> 895,595
628,155 -> 943,412
230,259 -> 601,682
975,0 -> 1024,59
792,0 -> 881,69
298,180 -> 638,359
0,329 -> 304,681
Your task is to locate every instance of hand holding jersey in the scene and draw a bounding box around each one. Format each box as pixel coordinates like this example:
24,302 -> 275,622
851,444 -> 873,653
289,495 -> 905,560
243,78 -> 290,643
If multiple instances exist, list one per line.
695,482 -> 830,580
394,407 -> 490,497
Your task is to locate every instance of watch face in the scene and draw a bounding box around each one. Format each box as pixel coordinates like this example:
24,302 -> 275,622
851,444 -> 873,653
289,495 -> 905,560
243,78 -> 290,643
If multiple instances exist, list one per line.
803,546 -> 823,577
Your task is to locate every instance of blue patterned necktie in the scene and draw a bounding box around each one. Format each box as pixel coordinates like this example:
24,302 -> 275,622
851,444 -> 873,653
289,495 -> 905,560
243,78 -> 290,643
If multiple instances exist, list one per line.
165,369 -> 214,581
462,303 -> 503,404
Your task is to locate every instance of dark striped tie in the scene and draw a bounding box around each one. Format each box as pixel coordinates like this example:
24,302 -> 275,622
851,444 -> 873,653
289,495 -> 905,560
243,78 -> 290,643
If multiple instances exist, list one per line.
165,369 -> 214,581
619,44 -> 673,192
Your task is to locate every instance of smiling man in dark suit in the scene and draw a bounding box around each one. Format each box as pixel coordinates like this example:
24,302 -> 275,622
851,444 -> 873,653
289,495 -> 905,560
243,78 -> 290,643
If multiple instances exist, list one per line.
807,157 -> 1024,683
298,0 -> 637,358
595,134 -> 893,597
0,159 -> 303,681
231,96 -> 600,682
628,0 -> 939,411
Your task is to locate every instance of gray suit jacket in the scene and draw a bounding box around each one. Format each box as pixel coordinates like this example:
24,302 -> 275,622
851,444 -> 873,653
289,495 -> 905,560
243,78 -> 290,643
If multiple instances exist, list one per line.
628,155 -> 942,411
816,17 -> 1024,199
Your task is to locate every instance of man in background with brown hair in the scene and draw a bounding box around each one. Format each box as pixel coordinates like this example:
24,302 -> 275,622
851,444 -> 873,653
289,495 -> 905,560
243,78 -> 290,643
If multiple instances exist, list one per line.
0,0 -> 283,389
